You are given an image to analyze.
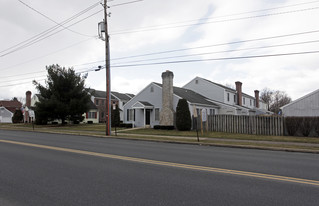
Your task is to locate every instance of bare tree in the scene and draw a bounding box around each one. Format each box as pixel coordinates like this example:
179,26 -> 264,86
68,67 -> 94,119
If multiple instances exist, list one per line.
260,88 -> 291,114
260,88 -> 273,110
270,90 -> 292,114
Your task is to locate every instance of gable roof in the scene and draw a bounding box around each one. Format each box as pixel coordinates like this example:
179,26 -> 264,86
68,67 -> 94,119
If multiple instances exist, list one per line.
0,100 -> 22,113
154,83 -> 219,107
195,77 -> 255,99
281,88 -> 319,109
112,91 -> 133,101
88,89 -> 133,101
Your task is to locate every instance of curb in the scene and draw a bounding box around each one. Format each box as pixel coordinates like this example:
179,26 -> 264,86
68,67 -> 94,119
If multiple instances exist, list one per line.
1,127 -> 319,154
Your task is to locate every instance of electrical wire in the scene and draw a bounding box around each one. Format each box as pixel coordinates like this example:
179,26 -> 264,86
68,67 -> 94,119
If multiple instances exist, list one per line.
18,0 -> 96,37
1,49 -> 318,88
0,37 -> 95,72
110,6 -> 319,35
111,39 -> 319,65
0,2 -> 101,57
110,0 -> 144,7
110,50 -> 319,68
110,0 -> 319,33
110,29 -> 319,61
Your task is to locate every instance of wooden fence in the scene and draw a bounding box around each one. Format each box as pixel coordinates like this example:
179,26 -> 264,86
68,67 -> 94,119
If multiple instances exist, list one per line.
193,115 -> 284,136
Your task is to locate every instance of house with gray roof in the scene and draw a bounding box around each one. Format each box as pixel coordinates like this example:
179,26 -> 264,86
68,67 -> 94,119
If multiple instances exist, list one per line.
183,77 -> 271,115
123,71 -> 219,128
280,89 -> 319,116
88,89 -> 134,122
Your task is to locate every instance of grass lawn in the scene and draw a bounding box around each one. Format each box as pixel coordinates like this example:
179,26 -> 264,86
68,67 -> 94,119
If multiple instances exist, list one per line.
1,123 -> 319,152
119,128 -> 319,144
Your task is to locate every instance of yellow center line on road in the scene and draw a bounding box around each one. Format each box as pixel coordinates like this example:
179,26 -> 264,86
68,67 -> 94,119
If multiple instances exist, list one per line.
1,139 -> 319,186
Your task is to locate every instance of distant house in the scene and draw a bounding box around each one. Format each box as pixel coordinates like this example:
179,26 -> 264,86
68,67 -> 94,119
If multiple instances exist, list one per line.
0,107 -> 13,123
183,77 -> 270,115
281,89 -> 319,116
0,99 -> 22,123
123,71 -> 219,128
88,89 -> 134,123
83,101 -> 99,123
29,91 -> 98,124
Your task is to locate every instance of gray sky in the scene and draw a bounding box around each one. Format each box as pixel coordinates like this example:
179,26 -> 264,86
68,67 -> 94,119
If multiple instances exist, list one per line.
1,0 -> 319,102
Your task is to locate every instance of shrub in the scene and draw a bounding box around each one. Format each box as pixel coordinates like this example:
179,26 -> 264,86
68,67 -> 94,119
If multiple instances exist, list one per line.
300,117 -> 313,137
285,117 -> 300,136
12,109 -> 23,123
87,121 -> 93,124
176,99 -> 191,131
111,104 -> 120,127
314,117 -> 319,136
119,123 -> 133,128
153,125 -> 174,130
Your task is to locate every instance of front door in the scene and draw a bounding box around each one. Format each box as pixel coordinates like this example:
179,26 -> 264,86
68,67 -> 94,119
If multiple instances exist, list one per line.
146,109 -> 151,125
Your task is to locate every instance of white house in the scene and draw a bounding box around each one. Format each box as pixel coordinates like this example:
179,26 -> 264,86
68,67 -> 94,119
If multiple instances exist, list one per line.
0,106 -> 13,123
123,71 -> 219,128
183,77 -> 270,115
0,99 -> 22,123
281,89 -> 319,116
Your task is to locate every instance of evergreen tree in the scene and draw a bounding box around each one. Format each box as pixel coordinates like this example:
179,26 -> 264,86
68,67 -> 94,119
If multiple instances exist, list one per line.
176,99 -> 191,131
111,104 -> 120,127
33,64 -> 91,125
12,109 -> 23,123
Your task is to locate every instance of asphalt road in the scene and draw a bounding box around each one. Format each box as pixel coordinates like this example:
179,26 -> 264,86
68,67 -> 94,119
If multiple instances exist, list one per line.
0,130 -> 318,206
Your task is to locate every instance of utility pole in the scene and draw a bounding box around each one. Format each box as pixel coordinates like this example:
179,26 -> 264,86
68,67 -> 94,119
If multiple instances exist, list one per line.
104,0 -> 111,135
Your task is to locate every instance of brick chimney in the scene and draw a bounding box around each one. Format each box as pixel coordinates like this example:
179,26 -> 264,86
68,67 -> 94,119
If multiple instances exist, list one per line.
160,70 -> 174,126
235,81 -> 242,106
254,90 -> 260,108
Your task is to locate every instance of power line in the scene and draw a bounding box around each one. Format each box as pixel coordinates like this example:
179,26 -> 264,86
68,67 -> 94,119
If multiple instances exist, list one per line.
2,49 -> 318,88
110,0 -> 144,7
110,29 -> 319,61
3,37 -> 319,80
0,2 -> 101,57
18,0 -> 95,37
111,0 -> 319,33
67,28 -> 319,68
111,39 -> 319,65
110,6 -> 319,35
0,37 -> 94,72
110,50 -> 319,68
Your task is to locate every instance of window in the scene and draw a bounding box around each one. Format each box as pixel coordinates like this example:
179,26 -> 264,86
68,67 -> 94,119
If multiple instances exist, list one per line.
234,95 -> 236,103
101,112 -> 104,118
250,99 -> 252,106
210,109 -> 215,115
127,109 -> 135,121
243,98 -> 246,105
227,93 -> 230,102
102,100 -> 105,105
195,80 -> 199,84
95,99 -> 99,105
150,86 -> 154,93
155,108 -> 160,121
88,112 -> 97,119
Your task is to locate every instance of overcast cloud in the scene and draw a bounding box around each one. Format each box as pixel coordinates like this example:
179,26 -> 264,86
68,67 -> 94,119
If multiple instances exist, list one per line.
1,0 -> 319,102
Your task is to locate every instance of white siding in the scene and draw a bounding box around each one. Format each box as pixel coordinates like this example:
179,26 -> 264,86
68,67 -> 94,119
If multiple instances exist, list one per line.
0,107 -> 13,123
124,83 -> 163,127
282,89 -> 319,116
183,77 -> 225,102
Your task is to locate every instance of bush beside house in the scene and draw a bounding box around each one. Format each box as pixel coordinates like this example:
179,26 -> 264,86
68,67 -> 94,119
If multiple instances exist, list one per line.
176,99 -> 191,131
